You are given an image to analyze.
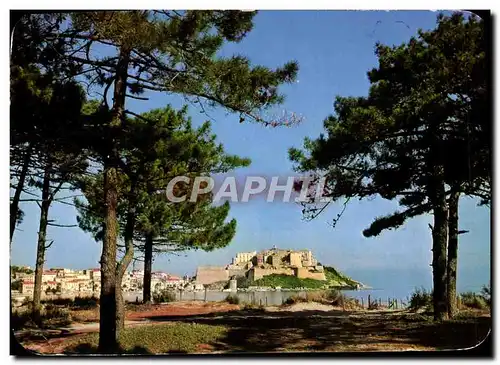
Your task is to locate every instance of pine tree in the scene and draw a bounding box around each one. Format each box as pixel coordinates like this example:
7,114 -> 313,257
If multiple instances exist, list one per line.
44,11 -> 298,350
11,14 -> 89,320
75,106 -> 250,335
289,13 -> 488,321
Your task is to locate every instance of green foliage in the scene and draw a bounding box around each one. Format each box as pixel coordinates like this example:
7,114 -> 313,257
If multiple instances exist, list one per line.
40,296 -> 99,309
75,106 -> 248,254
290,12 -> 488,232
253,274 -> 325,289
480,284 -> 491,307
67,11 -> 298,125
10,265 -> 34,275
409,287 -> 433,311
323,266 -> 358,288
224,294 -> 240,304
460,292 -> 488,310
235,276 -> 253,289
153,290 -> 176,303
289,12 -> 488,321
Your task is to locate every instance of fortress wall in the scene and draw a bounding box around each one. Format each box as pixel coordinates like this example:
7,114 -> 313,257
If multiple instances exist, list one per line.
250,267 -> 295,281
227,268 -> 246,278
195,267 -> 229,285
296,267 -> 326,281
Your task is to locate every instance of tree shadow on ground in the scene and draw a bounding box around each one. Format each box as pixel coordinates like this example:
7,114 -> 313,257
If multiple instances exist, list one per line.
140,309 -> 491,352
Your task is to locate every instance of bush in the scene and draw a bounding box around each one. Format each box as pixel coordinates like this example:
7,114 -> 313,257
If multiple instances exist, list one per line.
153,290 -> 176,303
235,276 -> 253,289
480,285 -> 491,307
460,292 -> 488,310
242,303 -> 265,311
41,297 -> 73,306
225,295 -> 240,305
43,305 -> 70,321
283,294 -> 309,305
73,296 -> 99,309
409,287 -> 433,311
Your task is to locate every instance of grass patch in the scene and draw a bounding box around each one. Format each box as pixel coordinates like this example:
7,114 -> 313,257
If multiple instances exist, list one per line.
253,274 -> 325,289
460,292 -> 488,310
63,322 -> 228,354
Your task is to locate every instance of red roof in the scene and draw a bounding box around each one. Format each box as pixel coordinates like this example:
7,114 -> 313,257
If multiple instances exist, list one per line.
91,269 -> 100,272
46,281 -> 57,285
22,280 -> 34,284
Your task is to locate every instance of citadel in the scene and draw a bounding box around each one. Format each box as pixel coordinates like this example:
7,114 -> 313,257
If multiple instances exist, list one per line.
196,246 -> 326,285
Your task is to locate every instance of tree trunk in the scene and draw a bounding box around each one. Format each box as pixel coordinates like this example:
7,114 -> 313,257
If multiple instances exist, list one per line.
430,169 -> 449,321
33,164 -> 51,323
115,202 -> 136,338
10,144 -> 32,245
98,47 -> 130,353
143,233 -> 153,303
447,190 -> 460,318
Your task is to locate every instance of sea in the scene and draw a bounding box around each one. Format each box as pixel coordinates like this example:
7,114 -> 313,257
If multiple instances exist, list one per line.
341,267 -> 491,303
122,266 -> 490,307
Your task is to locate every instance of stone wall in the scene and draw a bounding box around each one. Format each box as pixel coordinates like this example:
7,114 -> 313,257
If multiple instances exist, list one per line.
296,267 -> 326,281
289,252 -> 302,267
249,267 -> 295,281
195,266 -> 229,285
227,267 -> 246,279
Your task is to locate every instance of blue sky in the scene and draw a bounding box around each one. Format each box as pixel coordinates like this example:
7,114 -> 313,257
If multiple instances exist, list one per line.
11,11 -> 490,292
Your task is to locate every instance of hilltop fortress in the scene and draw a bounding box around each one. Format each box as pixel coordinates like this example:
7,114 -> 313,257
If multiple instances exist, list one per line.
196,246 -> 326,285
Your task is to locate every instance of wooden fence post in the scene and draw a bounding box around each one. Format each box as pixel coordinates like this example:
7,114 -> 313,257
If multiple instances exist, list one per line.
368,295 -> 371,309
204,287 -> 207,302
361,297 -> 364,308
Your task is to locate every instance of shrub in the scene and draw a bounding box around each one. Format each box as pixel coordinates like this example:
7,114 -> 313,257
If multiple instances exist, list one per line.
235,276 -> 253,289
153,290 -> 176,303
480,285 -> 491,307
225,295 -> 240,305
242,303 -> 265,311
283,294 -> 306,305
43,305 -> 70,320
460,292 -> 488,310
409,287 -> 433,311
73,296 -> 99,309
41,297 -> 73,306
